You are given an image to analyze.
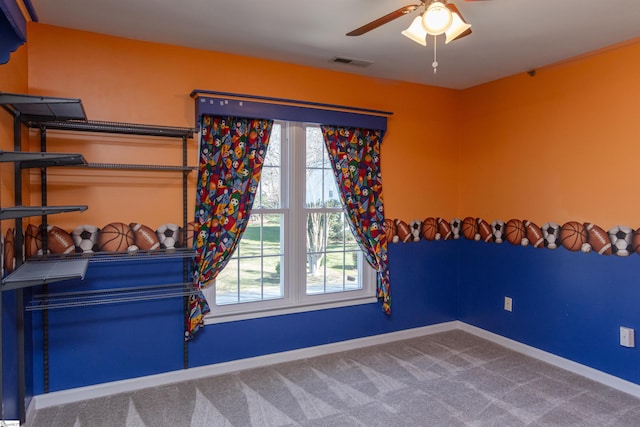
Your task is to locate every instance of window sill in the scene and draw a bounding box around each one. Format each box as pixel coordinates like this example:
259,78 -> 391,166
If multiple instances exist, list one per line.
204,294 -> 378,325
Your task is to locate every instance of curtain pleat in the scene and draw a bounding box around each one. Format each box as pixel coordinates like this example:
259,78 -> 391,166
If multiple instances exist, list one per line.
187,115 -> 273,339
320,126 -> 390,313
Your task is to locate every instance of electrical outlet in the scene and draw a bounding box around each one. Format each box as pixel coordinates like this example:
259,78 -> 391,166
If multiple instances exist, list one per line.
504,296 -> 513,312
620,326 -> 635,348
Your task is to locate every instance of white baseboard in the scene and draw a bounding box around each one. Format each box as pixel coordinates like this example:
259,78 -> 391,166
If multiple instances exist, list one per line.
457,322 -> 640,399
31,320 -> 640,411
32,321 -> 458,410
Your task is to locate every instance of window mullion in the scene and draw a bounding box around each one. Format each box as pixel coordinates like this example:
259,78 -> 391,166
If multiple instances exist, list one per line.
288,122 -> 304,304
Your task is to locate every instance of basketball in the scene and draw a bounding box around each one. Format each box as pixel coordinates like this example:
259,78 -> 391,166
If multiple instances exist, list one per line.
183,221 -> 199,248
461,216 -> 478,240
98,222 -> 135,252
384,218 -> 397,243
505,219 -> 525,245
421,217 -> 438,240
632,229 -> 640,255
25,224 -> 43,258
560,221 -> 587,252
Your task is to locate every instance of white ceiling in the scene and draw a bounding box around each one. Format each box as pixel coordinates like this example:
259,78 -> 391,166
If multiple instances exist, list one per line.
30,0 -> 640,89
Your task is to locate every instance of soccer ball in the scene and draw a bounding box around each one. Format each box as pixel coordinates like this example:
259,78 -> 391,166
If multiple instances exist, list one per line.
71,224 -> 100,253
157,223 -> 181,249
450,218 -> 462,240
541,222 -> 560,249
608,225 -> 634,257
491,220 -> 505,243
409,219 -> 422,242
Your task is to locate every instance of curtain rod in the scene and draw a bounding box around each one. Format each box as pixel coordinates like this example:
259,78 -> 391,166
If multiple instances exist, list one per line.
190,90 -> 393,117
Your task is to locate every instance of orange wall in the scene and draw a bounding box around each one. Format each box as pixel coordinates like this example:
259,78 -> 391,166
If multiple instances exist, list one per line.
25,23 -> 461,230
459,40 -> 640,229
0,43 -> 28,232
23,24 -> 640,232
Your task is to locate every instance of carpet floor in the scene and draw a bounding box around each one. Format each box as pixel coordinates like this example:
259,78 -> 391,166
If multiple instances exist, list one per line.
30,330 -> 640,426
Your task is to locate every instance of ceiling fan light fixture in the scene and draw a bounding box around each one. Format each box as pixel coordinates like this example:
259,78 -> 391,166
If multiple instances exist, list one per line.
444,4 -> 472,44
422,1 -> 452,35
401,15 -> 428,46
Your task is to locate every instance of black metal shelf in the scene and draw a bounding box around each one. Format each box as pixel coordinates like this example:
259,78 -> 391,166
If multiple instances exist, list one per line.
0,92 -> 86,122
1,259 -> 89,291
0,205 -> 88,220
0,150 -> 87,168
26,282 -> 199,311
28,248 -> 196,264
83,162 -> 196,172
28,119 -> 194,139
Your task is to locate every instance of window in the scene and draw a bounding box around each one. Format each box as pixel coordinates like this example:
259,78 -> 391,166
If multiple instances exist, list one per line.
203,121 -> 376,323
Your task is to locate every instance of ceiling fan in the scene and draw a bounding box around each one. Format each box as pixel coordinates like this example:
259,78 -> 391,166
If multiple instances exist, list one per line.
346,0 -> 486,44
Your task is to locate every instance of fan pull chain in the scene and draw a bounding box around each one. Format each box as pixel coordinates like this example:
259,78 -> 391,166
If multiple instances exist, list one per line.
432,35 -> 438,74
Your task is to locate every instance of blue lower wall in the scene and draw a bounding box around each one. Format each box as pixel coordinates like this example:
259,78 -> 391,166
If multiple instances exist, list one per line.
15,237 -> 640,404
31,259 -> 186,394
458,239 -> 640,385
189,240 -> 458,367
1,288 -> 19,420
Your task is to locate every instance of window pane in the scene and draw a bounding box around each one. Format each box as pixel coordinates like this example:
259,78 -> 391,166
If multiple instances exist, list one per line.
305,127 -> 325,168
262,214 -> 282,256
215,257 -> 239,305
216,214 -> 284,305
326,251 -> 360,292
264,124 -> 281,167
259,165 -> 280,209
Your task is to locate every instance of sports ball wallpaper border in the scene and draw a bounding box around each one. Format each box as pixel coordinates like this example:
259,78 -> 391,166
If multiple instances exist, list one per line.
384,217 -> 639,257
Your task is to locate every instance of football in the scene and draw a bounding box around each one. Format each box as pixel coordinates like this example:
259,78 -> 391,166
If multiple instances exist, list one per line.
477,218 -> 492,242
523,220 -> 544,248
4,228 -> 15,274
450,218 -> 462,240
608,225 -> 634,257
491,220 -> 505,243
420,217 -> 439,241
72,224 -> 100,253
408,219 -> 422,242
505,219 -> 525,245
560,221 -> 587,252
395,220 -> 412,243
541,222 -> 560,249
461,217 -> 478,241
585,223 -> 611,255
47,225 -> 75,254
131,223 -> 161,251
157,223 -> 182,249
437,218 -> 452,240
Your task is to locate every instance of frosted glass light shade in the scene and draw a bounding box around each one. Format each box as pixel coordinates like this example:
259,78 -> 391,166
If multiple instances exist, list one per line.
422,1 -> 452,35
401,16 -> 428,46
445,12 -> 471,43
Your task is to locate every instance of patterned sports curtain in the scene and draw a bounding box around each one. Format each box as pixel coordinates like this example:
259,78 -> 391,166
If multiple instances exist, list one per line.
320,126 -> 390,313
188,115 -> 273,339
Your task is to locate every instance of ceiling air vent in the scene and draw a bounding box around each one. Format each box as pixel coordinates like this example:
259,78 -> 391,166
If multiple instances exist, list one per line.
330,57 -> 373,68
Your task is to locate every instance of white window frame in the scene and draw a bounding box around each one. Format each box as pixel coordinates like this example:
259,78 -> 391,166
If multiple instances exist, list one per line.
203,121 -> 376,324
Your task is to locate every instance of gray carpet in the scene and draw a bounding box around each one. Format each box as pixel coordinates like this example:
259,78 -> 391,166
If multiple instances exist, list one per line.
30,330 -> 640,426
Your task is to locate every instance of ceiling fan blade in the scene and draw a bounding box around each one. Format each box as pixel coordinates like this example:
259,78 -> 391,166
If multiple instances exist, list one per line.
346,3 -> 422,36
